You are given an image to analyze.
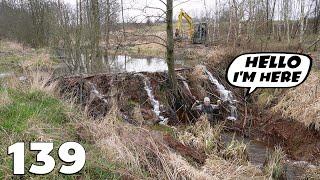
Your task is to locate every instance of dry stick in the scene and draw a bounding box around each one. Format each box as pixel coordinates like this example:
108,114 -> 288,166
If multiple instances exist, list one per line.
205,91 -> 222,101
307,35 -> 320,50
243,95 -> 248,129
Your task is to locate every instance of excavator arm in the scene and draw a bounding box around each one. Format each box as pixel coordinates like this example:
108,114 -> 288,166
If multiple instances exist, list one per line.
176,9 -> 194,38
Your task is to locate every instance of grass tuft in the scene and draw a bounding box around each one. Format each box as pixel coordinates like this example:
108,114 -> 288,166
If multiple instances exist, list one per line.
264,146 -> 286,179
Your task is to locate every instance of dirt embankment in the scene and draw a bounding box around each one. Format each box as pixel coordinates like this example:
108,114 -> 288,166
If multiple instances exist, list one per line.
56,68 -> 232,125
54,61 -> 320,164
203,49 -> 320,164
54,67 -> 238,163
244,110 -> 320,163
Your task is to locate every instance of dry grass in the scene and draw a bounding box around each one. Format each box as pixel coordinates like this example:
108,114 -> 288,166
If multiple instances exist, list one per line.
132,106 -> 145,126
203,155 -> 264,179
0,88 -> 12,106
21,50 -> 53,71
264,146 -> 286,179
77,108 -> 180,179
304,166 -> 320,179
0,40 -> 30,53
29,71 -> 55,92
222,136 -> 249,164
178,116 -> 222,154
272,71 -> 320,130
76,109 -> 268,179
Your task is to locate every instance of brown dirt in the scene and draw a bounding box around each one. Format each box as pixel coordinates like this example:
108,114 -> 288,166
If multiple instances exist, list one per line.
55,69 -> 232,125
237,111 -> 320,163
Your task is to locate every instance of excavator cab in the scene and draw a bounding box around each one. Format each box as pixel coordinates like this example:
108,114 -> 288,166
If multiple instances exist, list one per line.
192,22 -> 207,44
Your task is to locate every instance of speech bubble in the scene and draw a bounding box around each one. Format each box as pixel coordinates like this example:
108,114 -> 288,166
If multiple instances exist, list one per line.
226,53 -> 312,96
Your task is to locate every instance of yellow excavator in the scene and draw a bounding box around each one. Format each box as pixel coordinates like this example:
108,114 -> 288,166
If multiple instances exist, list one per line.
175,9 -> 208,44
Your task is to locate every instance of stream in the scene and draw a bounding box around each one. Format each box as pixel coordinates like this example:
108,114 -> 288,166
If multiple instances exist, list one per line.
203,66 -> 238,121
137,73 -> 168,125
222,132 -> 316,179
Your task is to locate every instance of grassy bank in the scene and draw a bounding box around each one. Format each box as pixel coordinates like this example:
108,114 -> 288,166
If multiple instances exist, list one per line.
0,80 -> 120,179
0,41 -> 120,179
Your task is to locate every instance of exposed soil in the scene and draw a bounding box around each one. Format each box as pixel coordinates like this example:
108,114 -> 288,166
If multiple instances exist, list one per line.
56,69 -> 230,124
54,67 -> 320,165
247,112 -> 320,163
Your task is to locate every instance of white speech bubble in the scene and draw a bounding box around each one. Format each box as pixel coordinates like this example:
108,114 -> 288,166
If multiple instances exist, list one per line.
226,53 -> 312,95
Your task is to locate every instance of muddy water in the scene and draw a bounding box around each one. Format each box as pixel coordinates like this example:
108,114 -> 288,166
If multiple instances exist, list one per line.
221,132 -> 316,179
221,133 -> 269,168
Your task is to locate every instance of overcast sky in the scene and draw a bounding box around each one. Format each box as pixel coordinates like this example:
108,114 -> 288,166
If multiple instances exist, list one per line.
63,0 -> 216,21
63,0 -> 313,22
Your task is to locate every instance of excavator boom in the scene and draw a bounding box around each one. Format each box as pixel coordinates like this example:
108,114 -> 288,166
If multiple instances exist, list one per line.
175,9 -> 207,44
176,9 -> 194,38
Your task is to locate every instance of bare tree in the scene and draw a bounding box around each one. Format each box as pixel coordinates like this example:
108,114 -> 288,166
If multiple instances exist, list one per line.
166,0 -> 177,94
300,0 -> 305,46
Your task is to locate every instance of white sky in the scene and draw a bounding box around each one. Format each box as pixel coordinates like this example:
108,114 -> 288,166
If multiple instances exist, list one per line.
63,0 -> 216,22
63,0 -> 314,22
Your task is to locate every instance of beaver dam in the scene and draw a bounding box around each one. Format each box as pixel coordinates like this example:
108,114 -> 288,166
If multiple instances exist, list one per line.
52,56 -> 320,179
57,65 -> 237,124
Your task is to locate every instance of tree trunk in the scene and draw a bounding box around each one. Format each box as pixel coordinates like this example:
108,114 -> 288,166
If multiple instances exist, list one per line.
285,0 -> 290,44
121,0 -> 126,39
105,0 -> 110,50
91,0 -> 101,71
299,0 -> 305,46
314,0 -> 320,34
166,0 -> 177,94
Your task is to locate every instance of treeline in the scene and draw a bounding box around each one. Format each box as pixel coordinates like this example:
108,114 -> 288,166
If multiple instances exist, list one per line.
0,0 -> 119,49
1,0 -> 319,51
0,0 -> 59,47
200,0 -> 320,48
0,0 -> 120,73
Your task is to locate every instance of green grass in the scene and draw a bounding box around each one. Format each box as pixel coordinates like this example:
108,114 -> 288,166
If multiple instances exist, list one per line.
0,88 -> 120,179
264,146 -> 285,179
0,89 -> 67,133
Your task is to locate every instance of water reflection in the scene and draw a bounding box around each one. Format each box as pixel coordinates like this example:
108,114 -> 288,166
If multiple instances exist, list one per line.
56,54 -> 186,76
105,55 -> 170,73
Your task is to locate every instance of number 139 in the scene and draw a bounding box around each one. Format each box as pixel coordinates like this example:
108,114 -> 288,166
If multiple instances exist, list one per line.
7,142 -> 86,175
